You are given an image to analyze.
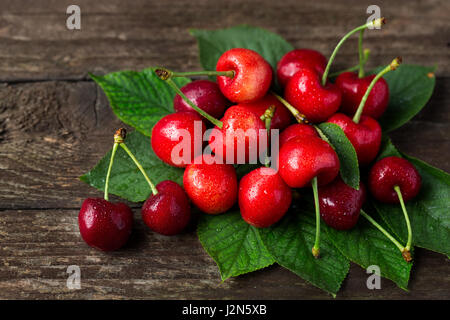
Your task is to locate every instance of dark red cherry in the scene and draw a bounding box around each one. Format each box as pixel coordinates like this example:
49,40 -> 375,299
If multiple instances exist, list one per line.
239,167 -> 292,228
327,113 -> 382,166
336,72 -> 389,119
319,178 -> 366,230
151,111 -> 206,167
278,136 -> 340,188
216,48 -> 273,103
78,198 -> 133,251
279,123 -> 318,148
369,156 -> 421,203
141,180 -> 191,236
277,49 -> 327,88
173,80 -> 230,119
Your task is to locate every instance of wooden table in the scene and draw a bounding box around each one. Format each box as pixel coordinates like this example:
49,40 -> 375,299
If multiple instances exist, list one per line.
0,0 -> 448,299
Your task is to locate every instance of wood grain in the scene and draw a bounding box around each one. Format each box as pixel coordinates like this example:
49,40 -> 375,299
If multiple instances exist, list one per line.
0,0 -> 449,299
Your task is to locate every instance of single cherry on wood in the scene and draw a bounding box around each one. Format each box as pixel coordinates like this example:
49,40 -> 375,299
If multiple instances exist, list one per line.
369,156 -> 422,261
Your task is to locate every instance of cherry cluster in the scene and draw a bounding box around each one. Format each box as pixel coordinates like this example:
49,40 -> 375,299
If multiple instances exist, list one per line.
79,18 -> 420,262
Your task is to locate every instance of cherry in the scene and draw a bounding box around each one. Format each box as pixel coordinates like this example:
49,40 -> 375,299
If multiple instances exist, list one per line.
369,156 -> 421,261
216,48 -> 273,103
238,94 -> 293,130
277,49 -> 327,88
279,123 -> 318,148
284,67 -> 342,123
173,80 -> 230,120
79,198 -> 133,251
208,105 -> 267,164
336,72 -> 389,119
318,177 -> 366,230
141,180 -> 191,236
239,167 -> 292,228
278,136 -> 340,188
183,155 -> 238,214
327,113 -> 381,166
151,111 -> 206,167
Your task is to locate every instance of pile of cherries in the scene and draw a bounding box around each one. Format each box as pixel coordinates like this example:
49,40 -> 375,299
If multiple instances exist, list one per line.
79,18 -> 420,262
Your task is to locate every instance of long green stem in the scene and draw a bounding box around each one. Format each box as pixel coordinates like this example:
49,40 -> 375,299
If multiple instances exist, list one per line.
171,70 -> 234,78
358,30 -> 365,78
352,57 -> 401,123
272,92 -> 309,124
104,142 -> 119,201
311,177 -> 321,258
360,210 -> 404,252
120,143 -> 158,196
329,49 -> 370,78
394,186 -> 413,251
322,17 -> 385,86
164,78 -> 223,129
260,105 -> 275,167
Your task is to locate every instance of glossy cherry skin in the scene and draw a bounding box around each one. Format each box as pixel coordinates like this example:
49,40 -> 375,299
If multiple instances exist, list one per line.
183,155 -> 238,214
278,136 -> 340,188
208,105 -> 266,164
239,167 -> 292,228
279,123 -> 318,148
141,180 -> 191,236
216,48 -> 273,103
327,113 -> 382,166
173,80 -> 230,120
151,111 -> 206,167
284,68 -> 342,123
277,49 -> 327,88
336,72 -> 389,119
369,156 -> 421,203
238,94 -> 293,130
319,178 -> 366,230
78,198 -> 133,251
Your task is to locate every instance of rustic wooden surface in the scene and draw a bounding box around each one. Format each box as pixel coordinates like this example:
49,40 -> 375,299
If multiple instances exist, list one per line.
0,0 -> 449,299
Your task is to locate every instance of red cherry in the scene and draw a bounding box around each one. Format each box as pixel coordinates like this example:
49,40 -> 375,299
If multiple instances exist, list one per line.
141,180 -> 191,236
238,94 -> 293,130
151,111 -> 206,167
369,156 -> 421,204
216,48 -> 273,103
239,167 -> 292,228
279,123 -> 318,148
327,113 -> 381,166
284,68 -> 341,123
78,198 -> 133,251
277,49 -> 327,88
208,105 -> 266,163
183,155 -> 238,214
173,80 -> 230,120
278,136 -> 340,188
336,72 -> 389,119
319,178 -> 366,230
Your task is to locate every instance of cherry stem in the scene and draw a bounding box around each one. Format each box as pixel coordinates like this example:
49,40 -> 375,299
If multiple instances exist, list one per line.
329,49 -> 370,78
162,76 -> 223,128
352,57 -> 402,123
394,186 -> 413,252
104,142 -> 119,201
272,92 -> 309,124
321,17 -> 386,86
358,30 -> 366,78
260,105 -> 276,168
360,210 -> 404,251
311,176 -> 321,258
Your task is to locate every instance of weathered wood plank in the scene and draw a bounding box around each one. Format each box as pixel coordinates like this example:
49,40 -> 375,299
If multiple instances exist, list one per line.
0,209 -> 448,299
0,0 -> 448,81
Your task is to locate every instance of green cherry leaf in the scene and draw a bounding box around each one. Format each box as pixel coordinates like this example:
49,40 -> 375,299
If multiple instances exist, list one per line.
317,123 -> 360,189
80,131 -> 184,202
259,207 -> 350,296
197,210 -> 275,281
190,25 -> 293,74
373,138 -> 450,256
90,68 -> 190,137
368,64 -> 436,133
